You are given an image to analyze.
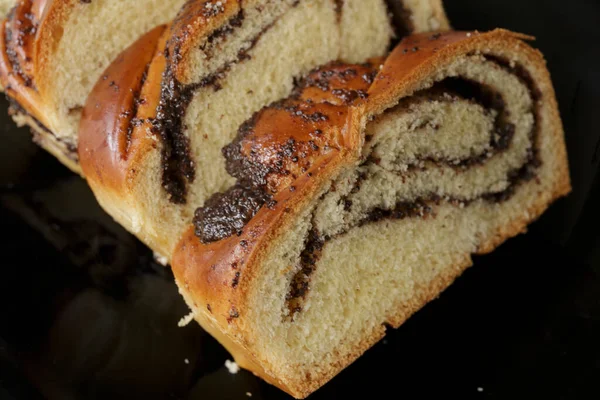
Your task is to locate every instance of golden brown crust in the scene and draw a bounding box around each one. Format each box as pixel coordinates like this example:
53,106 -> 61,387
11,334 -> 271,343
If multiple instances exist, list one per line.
171,29 -> 571,398
229,61 -> 380,193
33,0 -> 77,98
78,25 -> 167,193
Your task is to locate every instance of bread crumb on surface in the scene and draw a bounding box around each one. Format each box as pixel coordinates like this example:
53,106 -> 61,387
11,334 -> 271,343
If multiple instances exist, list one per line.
184,358 -> 190,364
246,392 -> 252,397
477,387 -> 484,392
225,359 -> 240,374
178,311 -> 195,327
153,251 -> 169,266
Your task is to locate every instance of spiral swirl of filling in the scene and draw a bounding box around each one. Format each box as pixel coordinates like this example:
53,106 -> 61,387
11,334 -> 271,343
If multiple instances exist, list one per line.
194,52 -> 542,320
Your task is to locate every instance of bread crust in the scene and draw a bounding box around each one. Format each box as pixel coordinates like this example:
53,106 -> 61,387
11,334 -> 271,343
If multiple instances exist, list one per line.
171,29 -> 571,398
79,25 -> 166,194
78,25 -> 173,254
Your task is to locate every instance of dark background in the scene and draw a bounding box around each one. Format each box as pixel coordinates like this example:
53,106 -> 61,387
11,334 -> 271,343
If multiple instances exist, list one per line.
1,1 -> 599,399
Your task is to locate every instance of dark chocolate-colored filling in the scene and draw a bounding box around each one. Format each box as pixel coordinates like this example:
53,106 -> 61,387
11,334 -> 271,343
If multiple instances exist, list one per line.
193,183 -> 272,243
385,0 -> 415,43
333,0 -> 345,22
382,77 -> 516,169
151,63 -> 197,205
157,4 -> 297,204
286,229 -> 324,319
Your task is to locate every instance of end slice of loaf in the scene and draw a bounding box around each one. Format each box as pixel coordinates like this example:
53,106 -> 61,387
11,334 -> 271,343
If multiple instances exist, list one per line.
171,29 -> 571,398
79,0 -> 448,258
0,0 -> 187,173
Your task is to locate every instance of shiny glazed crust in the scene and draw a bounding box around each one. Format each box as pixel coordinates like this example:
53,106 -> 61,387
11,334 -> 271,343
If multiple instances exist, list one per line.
78,25 -> 171,254
170,30 -> 571,398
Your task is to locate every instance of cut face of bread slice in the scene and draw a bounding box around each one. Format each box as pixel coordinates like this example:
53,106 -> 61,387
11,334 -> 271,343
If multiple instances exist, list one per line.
79,0 -> 448,258
0,0 -> 186,173
171,30 -> 571,398
385,0 -> 450,37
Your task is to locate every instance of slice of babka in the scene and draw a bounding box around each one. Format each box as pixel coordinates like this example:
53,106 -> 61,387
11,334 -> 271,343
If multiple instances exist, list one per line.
171,30 -> 571,398
0,0 -> 187,173
79,0 -> 448,258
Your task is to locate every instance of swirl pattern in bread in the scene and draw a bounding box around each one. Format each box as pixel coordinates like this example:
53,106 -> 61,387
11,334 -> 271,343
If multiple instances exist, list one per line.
171,30 -> 570,398
79,0 -> 447,257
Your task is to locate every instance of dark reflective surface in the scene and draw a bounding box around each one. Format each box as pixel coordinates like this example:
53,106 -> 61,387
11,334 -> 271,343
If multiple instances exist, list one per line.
1,1 -> 600,398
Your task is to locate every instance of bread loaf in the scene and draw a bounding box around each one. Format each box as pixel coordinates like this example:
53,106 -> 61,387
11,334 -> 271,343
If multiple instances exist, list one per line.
79,0 -> 448,258
171,29 -> 570,398
0,0 -> 187,173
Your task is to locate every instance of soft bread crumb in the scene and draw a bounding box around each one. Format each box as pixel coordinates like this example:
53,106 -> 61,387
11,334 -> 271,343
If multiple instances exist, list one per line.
178,311 -> 195,327
428,17 -> 440,30
225,359 -> 240,374
246,392 -> 252,397
184,358 -> 190,364
477,387 -> 484,392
